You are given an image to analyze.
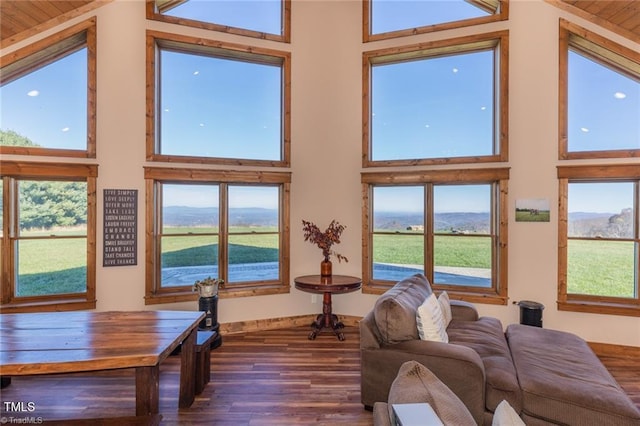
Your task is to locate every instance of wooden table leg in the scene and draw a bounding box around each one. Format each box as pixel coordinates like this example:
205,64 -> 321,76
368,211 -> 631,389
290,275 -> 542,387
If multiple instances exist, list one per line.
179,328 -> 197,409
136,365 -> 160,416
307,292 -> 346,341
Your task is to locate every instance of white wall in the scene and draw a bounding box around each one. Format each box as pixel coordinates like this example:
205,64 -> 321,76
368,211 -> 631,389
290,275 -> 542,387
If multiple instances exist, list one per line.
3,0 -> 639,346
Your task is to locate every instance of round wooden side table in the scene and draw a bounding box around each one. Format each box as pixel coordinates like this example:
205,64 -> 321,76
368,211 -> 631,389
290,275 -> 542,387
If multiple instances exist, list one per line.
294,274 -> 362,341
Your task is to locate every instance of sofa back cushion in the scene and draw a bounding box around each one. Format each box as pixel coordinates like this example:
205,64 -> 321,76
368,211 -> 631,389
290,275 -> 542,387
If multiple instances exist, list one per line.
373,274 -> 433,344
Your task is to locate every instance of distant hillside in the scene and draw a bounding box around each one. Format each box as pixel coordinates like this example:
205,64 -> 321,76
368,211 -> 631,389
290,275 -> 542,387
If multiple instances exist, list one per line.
163,207 -> 631,237
568,209 -> 632,238
374,211 -> 490,233
163,206 -> 278,227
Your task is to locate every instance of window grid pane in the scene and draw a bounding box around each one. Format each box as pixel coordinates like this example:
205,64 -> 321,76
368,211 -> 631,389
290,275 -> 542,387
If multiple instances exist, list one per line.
17,238 -> 87,296
161,235 -> 219,288
372,234 -> 424,281
158,0 -> 283,36
159,49 -> 282,161
1,49 -> 88,151
371,50 -> 495,161
228,234 -> 279,283
567,49 -> 640,154
568,182 -> 635,239
371,0 -> 492,35
433,235 -> 492,288
567,239 -> 636,298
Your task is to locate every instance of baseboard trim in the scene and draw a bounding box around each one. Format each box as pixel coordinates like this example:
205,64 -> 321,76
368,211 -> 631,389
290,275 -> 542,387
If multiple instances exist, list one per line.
588,341 -> 640,358
220,314 -> 362,335
220,318 -> 638,359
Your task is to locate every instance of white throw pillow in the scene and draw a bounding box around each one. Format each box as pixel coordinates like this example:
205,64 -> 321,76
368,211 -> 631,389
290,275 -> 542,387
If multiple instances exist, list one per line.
492,400 -> 525,426
438,291 -> 452,327
416,293 -> 448,343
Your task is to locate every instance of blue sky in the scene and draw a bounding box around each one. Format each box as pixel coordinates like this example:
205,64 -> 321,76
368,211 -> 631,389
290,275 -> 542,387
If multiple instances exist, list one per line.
166,0 -> 281,35
1,1 -> 637,215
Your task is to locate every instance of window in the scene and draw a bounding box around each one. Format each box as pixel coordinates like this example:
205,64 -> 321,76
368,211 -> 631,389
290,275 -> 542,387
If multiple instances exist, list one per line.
146,31 -> 291,167
363,31 -> 508,167
0,161 -> 97,313
0,19 -> 96,158
558,165 -> 640,317
364,0 -> 508,42
559,19 -> 640,160
145,167 -> 290,304
147,0 -> 291,43
362,168 -> 509,304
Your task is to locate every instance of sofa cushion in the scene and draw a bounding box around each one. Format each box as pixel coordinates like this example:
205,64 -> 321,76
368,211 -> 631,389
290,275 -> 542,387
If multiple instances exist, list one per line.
416,293 -> 448,342
373,274 -> 433,344
387,361 -> 476,426
447,317 -> 522,413
507,324 -> 640,426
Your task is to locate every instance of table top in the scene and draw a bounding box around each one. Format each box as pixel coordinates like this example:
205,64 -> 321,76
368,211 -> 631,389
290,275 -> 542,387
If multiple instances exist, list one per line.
294,274 -> 362,294
0,310 -> 204,376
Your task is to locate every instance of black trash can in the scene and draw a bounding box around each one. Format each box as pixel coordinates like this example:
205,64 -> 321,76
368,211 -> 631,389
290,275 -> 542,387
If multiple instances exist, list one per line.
517,300 -> 544,327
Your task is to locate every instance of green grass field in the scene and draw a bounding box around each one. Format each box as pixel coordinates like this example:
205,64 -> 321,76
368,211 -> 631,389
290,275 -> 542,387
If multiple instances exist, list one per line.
11,227 -> 637,298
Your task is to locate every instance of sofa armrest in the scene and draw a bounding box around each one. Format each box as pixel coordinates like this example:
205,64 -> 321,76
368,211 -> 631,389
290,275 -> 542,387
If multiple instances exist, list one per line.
361,340 -> 486,425
373,402 -> 392,426
360,310 -> 382,350
450,300 -> 479,321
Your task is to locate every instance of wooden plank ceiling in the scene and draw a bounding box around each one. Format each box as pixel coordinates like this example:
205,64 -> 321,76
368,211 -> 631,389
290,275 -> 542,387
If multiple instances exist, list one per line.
0,1 -> 104,47
0,1 -> 638,47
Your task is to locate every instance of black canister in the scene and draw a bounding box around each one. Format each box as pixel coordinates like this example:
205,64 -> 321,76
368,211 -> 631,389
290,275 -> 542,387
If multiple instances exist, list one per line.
517,300 -> 544,327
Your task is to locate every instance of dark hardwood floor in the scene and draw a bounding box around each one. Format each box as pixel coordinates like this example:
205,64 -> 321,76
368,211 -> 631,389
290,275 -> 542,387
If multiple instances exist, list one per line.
1,325 -> 638,425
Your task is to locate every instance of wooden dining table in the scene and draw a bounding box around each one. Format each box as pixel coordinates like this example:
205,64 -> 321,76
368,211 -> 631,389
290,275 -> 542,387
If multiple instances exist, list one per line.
0,310 -> 204,419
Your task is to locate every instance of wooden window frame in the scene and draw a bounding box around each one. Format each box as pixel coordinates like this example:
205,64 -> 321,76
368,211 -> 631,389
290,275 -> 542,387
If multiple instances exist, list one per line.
0,18 -> 97,159
146,30 -> 291,167
363,0 -> 508,43
361,167 -> 509,305
558,19 -> 640,161
144,167 -> 291,305
557,164 -> 640,317
146,0 -> 291,44
0,161 -> 98,313
362,31 -> 509,168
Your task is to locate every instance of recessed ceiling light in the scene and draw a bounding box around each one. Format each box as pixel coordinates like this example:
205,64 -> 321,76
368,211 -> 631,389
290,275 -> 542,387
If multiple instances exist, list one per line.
61,127 -> 70,132
614,92 -> 626,99
480,106 -> 486,110
580,127 -> 589,133
193,71 -> 200,76
452,68 -> 459,73
199,123 -> 205,127
27,90 -> 39,97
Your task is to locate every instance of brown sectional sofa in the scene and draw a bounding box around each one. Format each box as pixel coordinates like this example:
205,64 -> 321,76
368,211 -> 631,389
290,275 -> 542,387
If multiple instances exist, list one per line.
360,274 -> 640,425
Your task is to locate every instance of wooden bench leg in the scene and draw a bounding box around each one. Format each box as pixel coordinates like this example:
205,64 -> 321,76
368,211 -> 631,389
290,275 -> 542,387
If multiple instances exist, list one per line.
194,330 -> 216,394
195,345 -> 211,395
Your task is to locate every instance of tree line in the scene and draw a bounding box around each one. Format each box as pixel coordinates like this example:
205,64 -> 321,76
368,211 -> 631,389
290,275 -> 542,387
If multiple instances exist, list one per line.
1,130 -> 87,230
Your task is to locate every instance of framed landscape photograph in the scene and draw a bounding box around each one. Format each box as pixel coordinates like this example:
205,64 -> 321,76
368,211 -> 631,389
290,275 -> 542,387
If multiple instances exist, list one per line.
516,198 -> 550,222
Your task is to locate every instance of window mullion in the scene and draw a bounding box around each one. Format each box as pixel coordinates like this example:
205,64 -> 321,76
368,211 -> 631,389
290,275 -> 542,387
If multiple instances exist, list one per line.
425,184 -> 434,284
219,184 -> 228,283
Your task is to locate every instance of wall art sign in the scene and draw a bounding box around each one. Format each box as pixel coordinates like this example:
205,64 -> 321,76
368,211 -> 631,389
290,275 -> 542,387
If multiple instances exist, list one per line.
103,189 -> 138,266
